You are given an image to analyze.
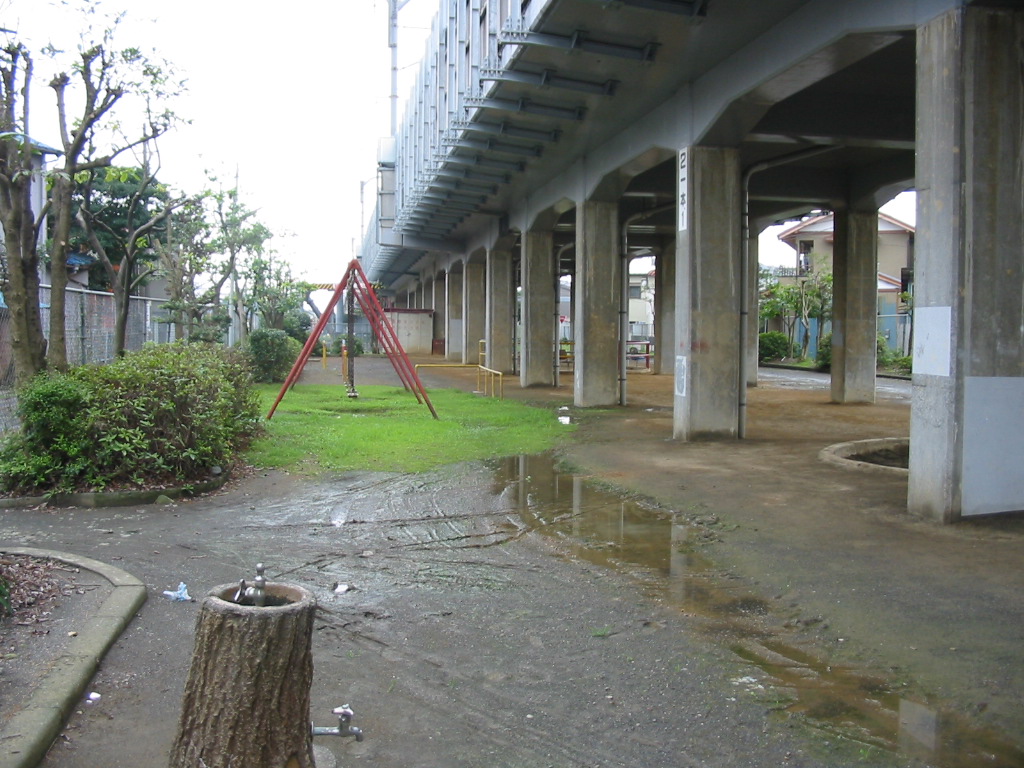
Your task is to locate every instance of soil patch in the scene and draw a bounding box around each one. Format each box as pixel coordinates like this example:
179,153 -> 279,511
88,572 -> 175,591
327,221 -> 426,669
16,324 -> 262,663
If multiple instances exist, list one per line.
849,444 -> 909,468
0,556 -> 111,725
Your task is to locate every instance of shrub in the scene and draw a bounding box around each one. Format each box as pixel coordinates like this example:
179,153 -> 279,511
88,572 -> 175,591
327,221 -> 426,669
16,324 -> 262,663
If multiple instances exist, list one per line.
0,342 -> 262,494
758,331 -> 794,362
327,335 -> 364,357
876,333 -> 894,368
244,328 -> 303,383
816,333 -> 832,371
891,355 -> 912,375
283,309 -> 313,343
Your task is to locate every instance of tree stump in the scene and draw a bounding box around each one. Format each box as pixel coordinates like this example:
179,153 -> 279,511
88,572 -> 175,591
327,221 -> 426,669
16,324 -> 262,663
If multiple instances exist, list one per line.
168,582 -> 317,768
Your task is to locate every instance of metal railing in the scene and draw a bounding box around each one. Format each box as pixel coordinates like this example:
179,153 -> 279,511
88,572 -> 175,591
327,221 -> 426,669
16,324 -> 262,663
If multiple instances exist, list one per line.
414,363 -> 504,400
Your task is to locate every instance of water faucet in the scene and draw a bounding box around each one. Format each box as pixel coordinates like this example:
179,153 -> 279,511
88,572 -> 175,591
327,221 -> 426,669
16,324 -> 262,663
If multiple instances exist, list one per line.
231,562 -> 267,606
312,705 -> 364,742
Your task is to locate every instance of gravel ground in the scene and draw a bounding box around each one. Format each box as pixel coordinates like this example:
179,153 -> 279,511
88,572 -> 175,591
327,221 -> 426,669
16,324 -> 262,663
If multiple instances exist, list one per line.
1,358 -> 1021,768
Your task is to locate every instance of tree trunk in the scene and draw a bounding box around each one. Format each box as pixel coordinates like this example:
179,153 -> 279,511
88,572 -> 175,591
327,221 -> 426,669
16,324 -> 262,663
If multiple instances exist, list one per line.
168,583 -> 316,768
2,185 -> 47,384
46,175 -> 74,372
112,272 -> 130,355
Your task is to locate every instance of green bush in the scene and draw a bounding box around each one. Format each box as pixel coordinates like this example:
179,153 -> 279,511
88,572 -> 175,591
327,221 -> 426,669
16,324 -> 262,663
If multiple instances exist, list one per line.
816,334 -> 911,374
816,333 -> 832,371
0,342 -> 262,495
758,331 -> 795,362
891,355 -> 912,374
327,335 -> 364,357
283,309 -> 313,343
244,328 -> 303,383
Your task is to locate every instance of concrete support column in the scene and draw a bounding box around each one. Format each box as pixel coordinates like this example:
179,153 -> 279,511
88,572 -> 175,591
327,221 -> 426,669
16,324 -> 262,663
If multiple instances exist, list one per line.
654,240 -> 676,375
445,269 -> 463,361
521,230 -> 556,386
431,277 -> 445,350
486,247 -> 515,373
463,261 -> 485,364
831,208 -> 878,403
673,146 -> 742,440
910,7 -> 1024,521
574,200 -> 621,406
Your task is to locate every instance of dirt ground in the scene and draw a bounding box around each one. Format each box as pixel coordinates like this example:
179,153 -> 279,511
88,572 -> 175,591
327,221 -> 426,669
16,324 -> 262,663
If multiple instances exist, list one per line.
2,356 -> 1022,768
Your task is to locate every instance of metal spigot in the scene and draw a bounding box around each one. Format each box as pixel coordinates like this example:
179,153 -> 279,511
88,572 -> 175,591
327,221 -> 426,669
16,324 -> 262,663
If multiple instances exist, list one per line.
312,705 -> 364,742
232,562 -> 267,606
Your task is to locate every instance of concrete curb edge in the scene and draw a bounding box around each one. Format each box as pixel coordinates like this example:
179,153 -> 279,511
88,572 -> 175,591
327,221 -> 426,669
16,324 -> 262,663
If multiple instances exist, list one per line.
0,548 -> 147,768
818,437 -> 910,477
0,473 -> 229,511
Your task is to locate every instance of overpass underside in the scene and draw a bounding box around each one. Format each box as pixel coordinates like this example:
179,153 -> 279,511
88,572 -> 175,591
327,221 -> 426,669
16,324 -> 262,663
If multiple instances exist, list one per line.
364,0 -> 1024,523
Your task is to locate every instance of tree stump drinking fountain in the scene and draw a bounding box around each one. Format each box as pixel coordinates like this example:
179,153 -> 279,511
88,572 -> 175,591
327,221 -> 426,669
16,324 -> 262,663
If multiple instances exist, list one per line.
168,564 -> 360,768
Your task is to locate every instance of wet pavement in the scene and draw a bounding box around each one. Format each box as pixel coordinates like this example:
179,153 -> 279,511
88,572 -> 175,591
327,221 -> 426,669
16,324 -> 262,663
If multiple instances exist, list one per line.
1,357 -> 1022,767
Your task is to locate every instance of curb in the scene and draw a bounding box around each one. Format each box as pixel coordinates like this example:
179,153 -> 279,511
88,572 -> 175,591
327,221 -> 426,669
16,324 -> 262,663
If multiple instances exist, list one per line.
819,437 -> 910,477
0,473 -> 229,510
0,548 -> 147,768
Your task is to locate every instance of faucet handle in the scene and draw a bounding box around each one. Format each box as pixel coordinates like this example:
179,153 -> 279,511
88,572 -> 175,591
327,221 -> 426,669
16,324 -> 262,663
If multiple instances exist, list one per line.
332,705 -> 363,742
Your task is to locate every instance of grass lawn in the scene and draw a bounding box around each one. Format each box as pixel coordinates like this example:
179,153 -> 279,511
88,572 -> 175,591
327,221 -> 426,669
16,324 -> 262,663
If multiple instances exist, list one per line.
247,384 -> 573,474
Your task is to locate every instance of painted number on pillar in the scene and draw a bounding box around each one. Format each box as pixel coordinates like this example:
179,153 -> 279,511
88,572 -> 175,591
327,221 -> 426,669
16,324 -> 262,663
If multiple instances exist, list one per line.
678,149 -> 688,232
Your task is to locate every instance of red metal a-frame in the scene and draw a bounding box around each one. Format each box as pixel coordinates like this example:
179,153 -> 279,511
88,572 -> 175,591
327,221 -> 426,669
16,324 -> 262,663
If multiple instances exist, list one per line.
266,259 -> 438,420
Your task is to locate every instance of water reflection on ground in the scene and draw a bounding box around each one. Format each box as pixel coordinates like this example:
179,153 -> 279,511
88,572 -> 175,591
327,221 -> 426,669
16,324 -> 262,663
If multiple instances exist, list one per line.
489,453 -> 1024,768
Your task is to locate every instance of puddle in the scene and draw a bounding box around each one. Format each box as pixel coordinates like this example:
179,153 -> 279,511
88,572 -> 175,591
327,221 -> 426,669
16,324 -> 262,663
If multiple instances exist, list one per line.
490,453 -> 1024,768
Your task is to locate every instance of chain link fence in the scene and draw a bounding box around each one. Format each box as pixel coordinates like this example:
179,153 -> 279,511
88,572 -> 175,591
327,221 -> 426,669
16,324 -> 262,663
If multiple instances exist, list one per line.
0,286 -> 175,433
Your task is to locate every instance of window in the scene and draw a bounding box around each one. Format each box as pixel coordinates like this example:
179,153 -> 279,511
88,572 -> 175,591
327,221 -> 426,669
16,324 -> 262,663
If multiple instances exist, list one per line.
798,239 -> 814,274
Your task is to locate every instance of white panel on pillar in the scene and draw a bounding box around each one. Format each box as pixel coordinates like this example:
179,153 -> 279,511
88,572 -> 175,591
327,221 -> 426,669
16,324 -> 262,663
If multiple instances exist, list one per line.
962,377 -> 1024,516
913,306 -> 952,378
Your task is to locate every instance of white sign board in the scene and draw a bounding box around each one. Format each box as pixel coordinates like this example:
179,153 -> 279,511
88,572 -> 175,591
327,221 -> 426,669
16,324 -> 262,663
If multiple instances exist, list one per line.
913,306 -> 952,377
678,149 -> 688,232
675,355 -> 687,398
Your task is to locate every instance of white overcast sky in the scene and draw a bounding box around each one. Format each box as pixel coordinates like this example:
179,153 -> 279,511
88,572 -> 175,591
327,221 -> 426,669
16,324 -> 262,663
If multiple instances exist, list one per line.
2,0 -> 436,282
3,0 -> 914,278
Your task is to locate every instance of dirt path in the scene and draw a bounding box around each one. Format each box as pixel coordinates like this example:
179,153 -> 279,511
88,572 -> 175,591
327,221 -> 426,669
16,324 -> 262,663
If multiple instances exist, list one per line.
1,357 -> 1021,768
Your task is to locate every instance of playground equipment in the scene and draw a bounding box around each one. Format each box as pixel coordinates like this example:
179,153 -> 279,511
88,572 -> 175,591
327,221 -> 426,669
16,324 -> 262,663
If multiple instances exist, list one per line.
267,259 -> 438,420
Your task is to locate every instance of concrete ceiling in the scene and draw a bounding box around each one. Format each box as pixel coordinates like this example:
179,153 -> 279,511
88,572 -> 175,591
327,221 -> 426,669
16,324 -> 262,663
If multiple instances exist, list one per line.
380,0 -> 919,287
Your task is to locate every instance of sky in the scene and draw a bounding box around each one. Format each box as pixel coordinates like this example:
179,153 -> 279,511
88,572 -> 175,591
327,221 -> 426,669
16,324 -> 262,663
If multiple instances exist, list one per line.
1,0 -> 436,283
2,0 -> 915,280
759,190 -> 916,267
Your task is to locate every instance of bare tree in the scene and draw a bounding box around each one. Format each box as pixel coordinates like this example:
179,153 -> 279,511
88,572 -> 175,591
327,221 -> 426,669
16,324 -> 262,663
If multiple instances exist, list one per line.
153,197 -> 220,341
0,5 -> 183,380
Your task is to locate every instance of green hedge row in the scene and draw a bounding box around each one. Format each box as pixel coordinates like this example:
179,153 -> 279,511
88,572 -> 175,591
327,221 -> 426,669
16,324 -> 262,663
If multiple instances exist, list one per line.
0,343 -> 262,495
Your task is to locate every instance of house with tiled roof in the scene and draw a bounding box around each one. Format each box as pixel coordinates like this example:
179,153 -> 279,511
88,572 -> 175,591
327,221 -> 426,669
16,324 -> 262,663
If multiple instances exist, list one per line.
769,212 -> 915,355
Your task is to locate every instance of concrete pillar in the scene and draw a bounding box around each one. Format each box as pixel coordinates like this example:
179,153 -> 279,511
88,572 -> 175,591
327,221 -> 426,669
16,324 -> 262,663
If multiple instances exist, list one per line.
574,200 -> 621,406
910,7 -> 1024,521
445,269 -> 463,361
463,261 -> 485,365
831,208 -> 878,403
673,146 -> 742,440
654,240 -> 676,375
521,230 -> 556,386
431,277 -> 445,349
486,247 -> 515,373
